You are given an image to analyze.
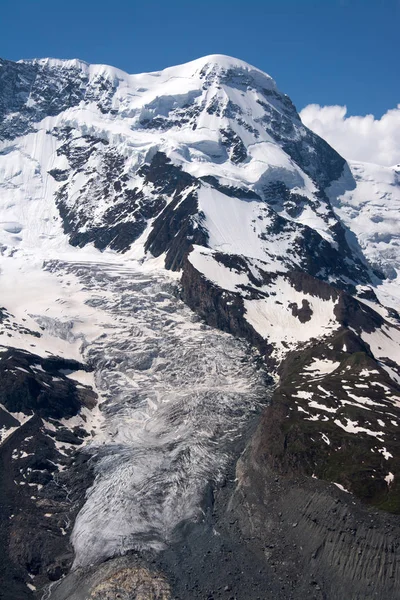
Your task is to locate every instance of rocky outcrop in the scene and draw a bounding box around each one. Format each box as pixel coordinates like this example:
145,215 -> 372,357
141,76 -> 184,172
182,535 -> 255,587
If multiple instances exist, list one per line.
144,154 -> 207,270
48,556 -> 171,600
0,347 -> 97,598
180,255 -> 273,361
0,347 -> 95,419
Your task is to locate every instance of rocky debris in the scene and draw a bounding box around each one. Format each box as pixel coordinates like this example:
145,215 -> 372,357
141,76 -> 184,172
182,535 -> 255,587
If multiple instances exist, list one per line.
231,442 -> 400,600
47,555 -> 171,600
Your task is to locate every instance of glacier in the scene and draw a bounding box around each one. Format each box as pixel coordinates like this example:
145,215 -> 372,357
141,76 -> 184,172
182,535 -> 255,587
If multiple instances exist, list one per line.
31,258 -> 267,568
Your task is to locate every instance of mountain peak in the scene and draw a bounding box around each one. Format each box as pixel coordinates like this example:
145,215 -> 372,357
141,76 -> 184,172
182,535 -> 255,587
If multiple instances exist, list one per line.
17,56 -> 88,69
176,53 -> 267,73
14,53 -> 276,87
162,53 -> 278,91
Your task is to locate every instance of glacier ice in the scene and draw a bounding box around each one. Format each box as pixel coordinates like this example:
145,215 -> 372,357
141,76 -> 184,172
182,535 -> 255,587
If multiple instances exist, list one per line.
42,261 -> 270,567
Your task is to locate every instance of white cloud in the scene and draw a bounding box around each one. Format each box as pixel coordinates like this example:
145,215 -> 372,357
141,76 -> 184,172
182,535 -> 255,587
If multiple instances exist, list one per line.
300,104 -> 400,167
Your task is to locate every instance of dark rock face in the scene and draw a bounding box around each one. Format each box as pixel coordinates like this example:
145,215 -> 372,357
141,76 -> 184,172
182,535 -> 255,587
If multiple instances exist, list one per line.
180,255 -> 272,360
291,223 -> 369,290
0,58 -> 119,141
231,451 -> 400,600
67,220 -> 149,253
254,93 -> 346,188
139,151 -> 196,196
200,175 -> 261,200
0,347 -> 97,599
144,154 -> 208,270
288,298 -> 312,322
282,131 -> 346,189
220,127 -> 247,163
53,135 -> 167,253
0,348 -> 95,419
0,416 -> 95,600
333,291 -> 384,332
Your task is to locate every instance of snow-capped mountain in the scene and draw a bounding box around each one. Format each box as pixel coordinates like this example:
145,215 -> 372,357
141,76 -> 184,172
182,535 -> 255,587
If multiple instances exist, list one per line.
0,54 -> 399,600
328,160 -> 400,299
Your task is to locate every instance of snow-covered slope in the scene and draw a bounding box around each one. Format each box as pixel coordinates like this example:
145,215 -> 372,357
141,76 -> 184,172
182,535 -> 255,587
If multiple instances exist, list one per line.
0,54 -> 345,252
1,54 -> 400,599
1,52 -> 377,361
327,161 -> 400,307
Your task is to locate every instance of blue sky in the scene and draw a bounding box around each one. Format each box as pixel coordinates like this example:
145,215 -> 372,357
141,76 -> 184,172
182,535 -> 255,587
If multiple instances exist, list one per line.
1,0 -> 398,118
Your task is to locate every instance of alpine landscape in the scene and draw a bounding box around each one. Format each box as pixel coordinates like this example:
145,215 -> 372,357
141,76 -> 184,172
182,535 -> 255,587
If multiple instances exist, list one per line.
0,52 -> 399,600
